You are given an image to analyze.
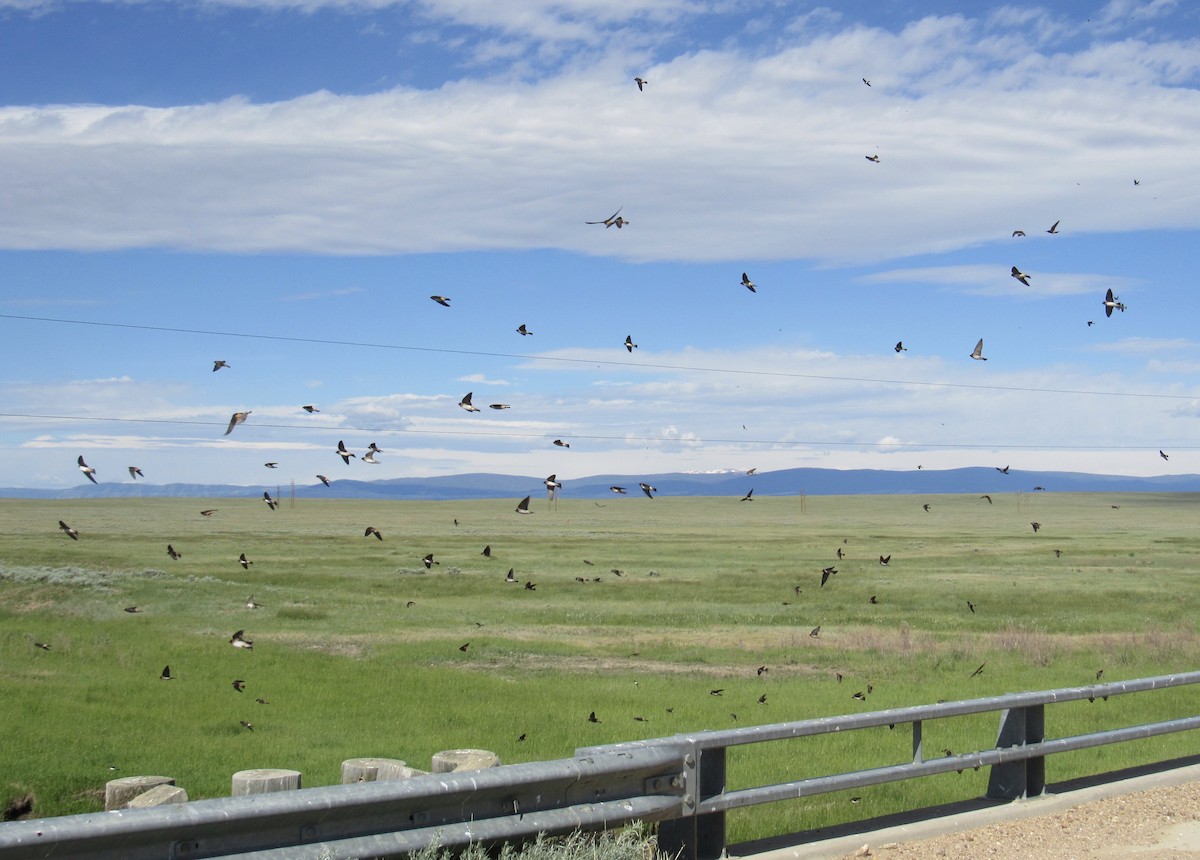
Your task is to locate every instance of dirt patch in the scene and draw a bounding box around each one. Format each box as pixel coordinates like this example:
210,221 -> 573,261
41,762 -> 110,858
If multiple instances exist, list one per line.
833,780 -> 1200,860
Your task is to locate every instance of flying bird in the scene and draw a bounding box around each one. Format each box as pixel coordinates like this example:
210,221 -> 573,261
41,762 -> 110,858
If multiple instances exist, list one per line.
232,679 -> 245,692
820,568 -> 832,588
167,544 -> 181,560
741,272 -> 757,292
458,392 -> 480,412
969,662 -> 986,678
316,475 -> 330,486
264,462 -> 278,469
516,324 -> 532,336
1030,522 -> 1041,533
1047,220 -> 1060,234
747,468 -> 757,476
363,450 -> 380,464
1012,230 -> 1026,237
200,509 -> 217,517
336,440 -> 355,464
610,486 -> 627,494
160,665 -> 174,680
969,338 -> 987,361
1103,288 -> 1127,317
923,504 -> 930,512
459,642 -> 470,652
545,474 -> 562,491
238,553 -> 252,569
302,405 -> 320,413
489,403 -> 511,410
635,77 -> 647,91
967,600 -> 976,613
996,465 -> 1010,474
33,642 -> 50,651
879,555 -> 891,565
624,335 -> 637,352
588,711 -> 601,723
77,455 -> 97,484
481,545 -> 492,557
128,466 -> 144,479
58,520 -> 78,540
639,482 -> 656,498
506,568 -> 517,583
124,605 -> 142,613
809,625 -> 821,638
980,494 -> 992,504
553,439 -> 570,448
524,581 -> 536,590
225,411 -> 251,435
229,629 -> 253,649
430,295 -> 451,307
246,595 -> 262,609
263,492 -> 277,510
894,341 -> 907,353
740,489 -> 754,501
862,77 -> 871,86
423,554 -> 439,569
1160,450 -> 1169,461
212,360 -> 229,372
1011,266 -> 1031,286
586,207 -> 627,228
515,496 -> 533,514
240,721 -> 254,732
364,526 -> 382,540
865,154 -> 880,162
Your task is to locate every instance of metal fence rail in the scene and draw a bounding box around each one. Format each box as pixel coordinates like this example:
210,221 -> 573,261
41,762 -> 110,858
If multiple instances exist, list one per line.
1,671 -> 1198,860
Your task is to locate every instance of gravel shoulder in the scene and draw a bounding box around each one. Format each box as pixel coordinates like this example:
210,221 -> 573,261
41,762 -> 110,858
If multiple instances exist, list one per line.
732,762 -> 1200,860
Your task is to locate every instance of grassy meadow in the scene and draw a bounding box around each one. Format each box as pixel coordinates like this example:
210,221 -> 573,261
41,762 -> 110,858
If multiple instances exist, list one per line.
2,490 -> 1199,841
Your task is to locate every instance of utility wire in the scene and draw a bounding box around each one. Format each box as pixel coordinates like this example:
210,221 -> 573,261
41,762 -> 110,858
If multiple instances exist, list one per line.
2,313 -> 1192,401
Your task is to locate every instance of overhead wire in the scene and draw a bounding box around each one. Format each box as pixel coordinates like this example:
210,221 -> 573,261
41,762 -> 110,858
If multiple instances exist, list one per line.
1,312 -> 1193,401
1,313 -> 1193,456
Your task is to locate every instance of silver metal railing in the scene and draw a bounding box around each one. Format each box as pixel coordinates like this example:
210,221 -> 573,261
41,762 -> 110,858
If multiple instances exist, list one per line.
1,670 -> 1197,860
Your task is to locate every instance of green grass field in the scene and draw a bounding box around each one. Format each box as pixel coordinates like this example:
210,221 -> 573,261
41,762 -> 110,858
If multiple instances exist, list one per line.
2,491 -> 1199,841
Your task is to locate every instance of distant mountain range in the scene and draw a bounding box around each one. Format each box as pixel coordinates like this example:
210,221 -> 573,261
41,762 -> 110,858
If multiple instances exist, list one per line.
4,467 -> 1199,500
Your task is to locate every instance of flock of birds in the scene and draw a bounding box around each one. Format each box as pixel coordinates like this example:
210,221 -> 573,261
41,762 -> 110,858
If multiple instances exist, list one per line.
28,74 -> 1153,782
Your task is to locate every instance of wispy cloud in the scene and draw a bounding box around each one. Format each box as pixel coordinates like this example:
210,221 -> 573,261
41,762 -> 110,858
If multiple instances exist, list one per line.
859,265 -> 1132,298
279,286 -> 364,302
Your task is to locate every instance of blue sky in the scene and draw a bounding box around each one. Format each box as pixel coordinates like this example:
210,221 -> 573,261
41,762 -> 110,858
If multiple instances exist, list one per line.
2,0 -> 1199,490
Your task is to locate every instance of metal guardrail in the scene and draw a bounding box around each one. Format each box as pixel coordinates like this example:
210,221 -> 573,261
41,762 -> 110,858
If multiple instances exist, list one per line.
1,671 -> 1198,860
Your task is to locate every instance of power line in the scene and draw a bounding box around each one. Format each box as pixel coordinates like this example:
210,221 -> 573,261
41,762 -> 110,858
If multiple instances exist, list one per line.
2,313 -> 1192,401
0,411 -> 1192,452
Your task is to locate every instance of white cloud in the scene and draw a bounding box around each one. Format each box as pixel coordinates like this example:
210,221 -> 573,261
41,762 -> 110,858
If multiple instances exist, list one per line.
1094,336 -> 1196,355
458,373 -> 510,385
1,14 -> 1198,264
858,264 -> 1131,298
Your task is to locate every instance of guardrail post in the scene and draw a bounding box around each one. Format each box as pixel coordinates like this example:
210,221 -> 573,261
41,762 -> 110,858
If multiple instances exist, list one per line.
1026,704 -> 1046,796
657,746 -> 726,860
986,704 -> 1046,799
